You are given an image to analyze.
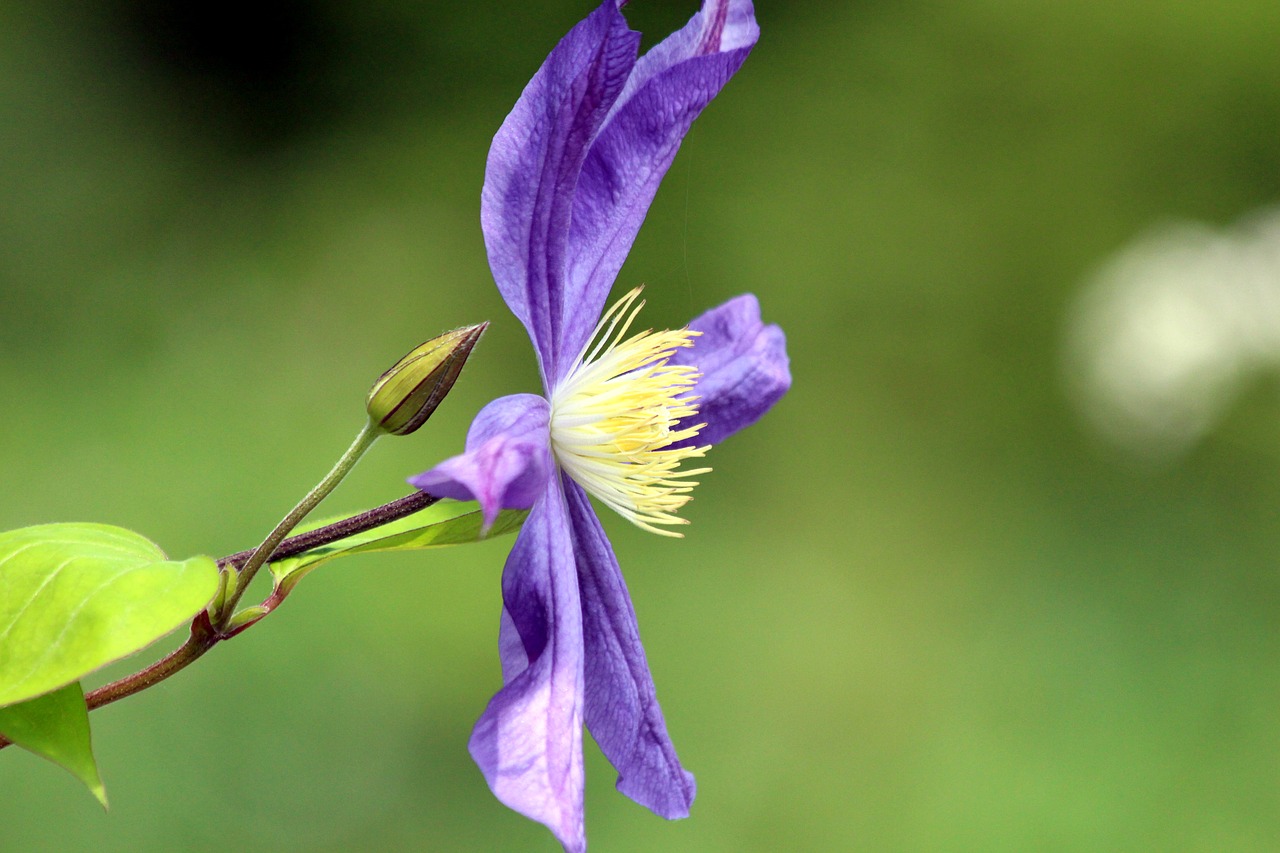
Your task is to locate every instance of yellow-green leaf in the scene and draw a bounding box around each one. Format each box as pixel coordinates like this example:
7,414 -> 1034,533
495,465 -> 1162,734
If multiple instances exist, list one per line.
0,523 -> 220,707
0,682 -> 106,807
270,500 -> 525,594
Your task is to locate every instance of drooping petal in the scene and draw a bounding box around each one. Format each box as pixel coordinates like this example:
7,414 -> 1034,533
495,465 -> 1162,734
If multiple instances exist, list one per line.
559,0 -> 760,376
469,475 -> 586,853
408,393 -> 552,529
668,293 -> 790,446
482,1 -> 640,381
498,605 -> 530,683
564,479 -> 697,819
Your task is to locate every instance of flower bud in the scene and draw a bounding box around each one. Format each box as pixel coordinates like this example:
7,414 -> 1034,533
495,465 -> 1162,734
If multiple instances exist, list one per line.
366,323 -> 487,436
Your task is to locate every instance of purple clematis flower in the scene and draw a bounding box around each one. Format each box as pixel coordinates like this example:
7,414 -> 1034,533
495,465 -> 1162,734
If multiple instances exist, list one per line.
410,1 -> 788,850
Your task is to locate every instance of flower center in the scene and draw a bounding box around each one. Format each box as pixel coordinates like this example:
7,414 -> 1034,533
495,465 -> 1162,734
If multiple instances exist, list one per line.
549,287 -> 711,537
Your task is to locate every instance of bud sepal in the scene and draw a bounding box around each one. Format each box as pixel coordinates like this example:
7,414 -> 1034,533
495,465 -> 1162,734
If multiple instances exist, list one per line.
366,323 -> 487,436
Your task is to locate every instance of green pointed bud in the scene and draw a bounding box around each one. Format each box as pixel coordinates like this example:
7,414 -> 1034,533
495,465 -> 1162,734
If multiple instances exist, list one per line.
366,323 -> 487,436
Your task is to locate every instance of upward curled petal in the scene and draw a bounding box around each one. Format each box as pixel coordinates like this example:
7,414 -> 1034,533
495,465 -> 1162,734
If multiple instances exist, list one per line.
482,2 -> 639,380
668,294 -> 791,447
408,394 -> 553,529
483,0 -> 761,387
561,1 -> 760,373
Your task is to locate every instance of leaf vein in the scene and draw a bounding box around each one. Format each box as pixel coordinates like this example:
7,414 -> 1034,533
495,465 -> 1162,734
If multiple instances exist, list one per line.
4,561 -> 138,697
0,550 -> 75,649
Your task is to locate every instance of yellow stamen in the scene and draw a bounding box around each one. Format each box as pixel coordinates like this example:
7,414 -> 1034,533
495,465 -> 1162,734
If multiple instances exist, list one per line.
550,286 -> 711,537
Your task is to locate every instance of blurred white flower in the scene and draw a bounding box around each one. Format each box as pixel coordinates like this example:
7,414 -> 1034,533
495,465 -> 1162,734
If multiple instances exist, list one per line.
1065,207 -> 1280,457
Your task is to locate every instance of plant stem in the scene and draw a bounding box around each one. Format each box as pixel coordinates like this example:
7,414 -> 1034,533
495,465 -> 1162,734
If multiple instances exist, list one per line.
0,489 -> 443,752
85,616 -> 218,711
215,421 -> 380,627
217,491 -> 440,570
0,618 -> 217,751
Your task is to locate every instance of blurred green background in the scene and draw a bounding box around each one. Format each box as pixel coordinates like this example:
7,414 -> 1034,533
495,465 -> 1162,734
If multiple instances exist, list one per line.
4,0 -> 1280,850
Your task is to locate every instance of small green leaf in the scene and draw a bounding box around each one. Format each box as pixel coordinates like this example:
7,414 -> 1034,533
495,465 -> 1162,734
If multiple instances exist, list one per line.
0,682 -> 106,807
226,604 -> 268,632
203,562 -> 237,620
270,500 -> 525,593
0,523 -> 220,707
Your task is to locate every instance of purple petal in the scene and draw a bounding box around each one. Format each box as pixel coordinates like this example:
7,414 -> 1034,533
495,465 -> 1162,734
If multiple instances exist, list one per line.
669,293 -> 790,446
564,479 -> 697,819
560,0 -> 760,376
408,393 -> 552,529
469,476 -> 586,853
498,605 -> 529,683
482,1 -> 639,382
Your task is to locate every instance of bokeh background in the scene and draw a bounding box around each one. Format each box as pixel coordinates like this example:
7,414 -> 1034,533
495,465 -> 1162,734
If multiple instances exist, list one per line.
4,0 -> 1280,850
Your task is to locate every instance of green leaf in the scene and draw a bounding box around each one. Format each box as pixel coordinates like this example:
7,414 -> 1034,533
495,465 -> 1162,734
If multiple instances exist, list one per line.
0,682 -> 106,807
0,523 -> 220,707
270,500 -> 525,594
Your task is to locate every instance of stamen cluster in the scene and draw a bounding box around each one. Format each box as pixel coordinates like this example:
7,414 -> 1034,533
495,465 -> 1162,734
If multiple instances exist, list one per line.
550,287 -> 711,536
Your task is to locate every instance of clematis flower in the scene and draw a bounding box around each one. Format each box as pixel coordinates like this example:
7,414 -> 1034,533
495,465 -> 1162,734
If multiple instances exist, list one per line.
410,1 -> 788,850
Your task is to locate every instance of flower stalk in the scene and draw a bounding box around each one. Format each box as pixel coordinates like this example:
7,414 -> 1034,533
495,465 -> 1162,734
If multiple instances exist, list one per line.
212,421 -> 381,630
214,323 -> 487,628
